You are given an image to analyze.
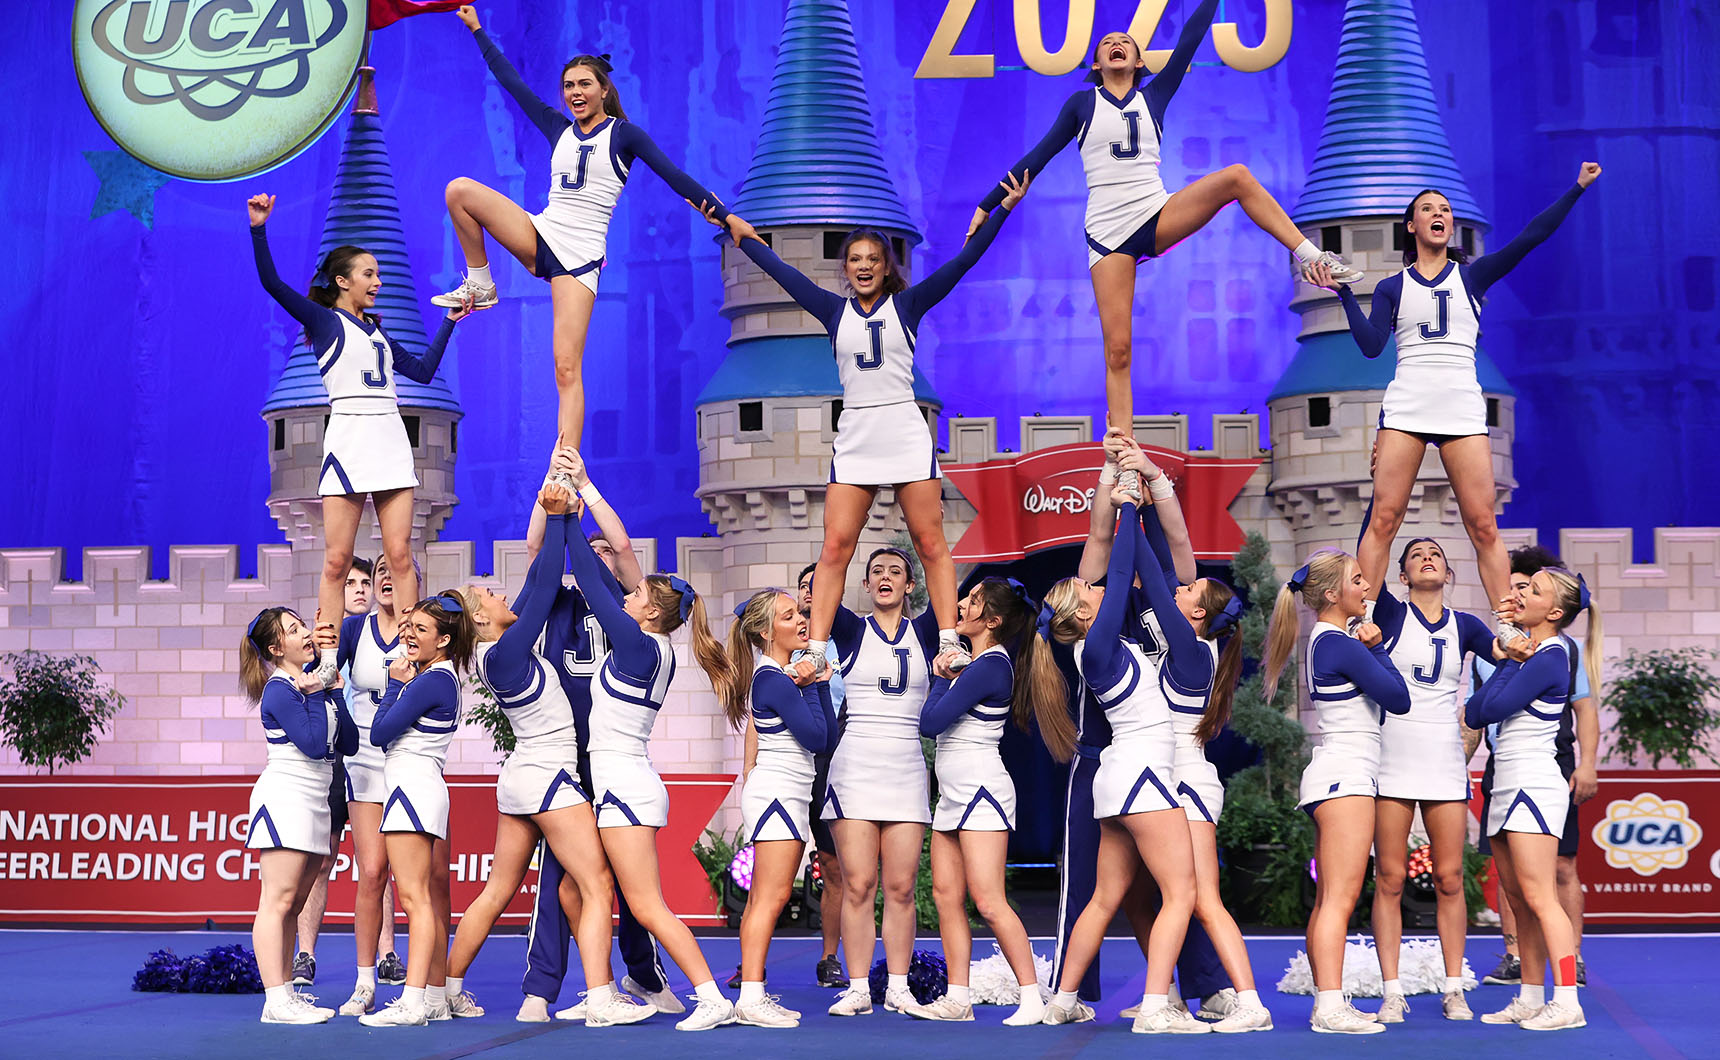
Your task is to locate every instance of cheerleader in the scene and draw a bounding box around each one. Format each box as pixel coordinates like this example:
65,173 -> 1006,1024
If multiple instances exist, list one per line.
1042,495 -> 1202,1033
971,3 -> 1358,475
359,594 -> 474,1027
1465,569 -> 1599,1032
1261,550 -> 1411,1034
248,193 -> 470,685
241,608 -> 357,1024
910,579 -> 1075,1025
823,548 -> 938,1017
702,177 -> 1031,679
562,453 -> 741,1032
1308,162 -> 1601,615
723,590 -> 838,1027
1369,539 -> 1498,1022
436,5 -> 757,447
334,556 -> 411,1015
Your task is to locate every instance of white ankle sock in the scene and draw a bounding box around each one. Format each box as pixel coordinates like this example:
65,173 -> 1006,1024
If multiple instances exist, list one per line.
1237,989 -> 1261,1008
1315,989 -> 1344,1015
403,985 -> 426,1007
1293,239 -> 1321,265
587,982 -> 616,1003
467,263 -> 492,287
1011,985 -> 1042,1018
1053,989 -> 1079,1009
1553,984 -> 1578,1006
1444,975 -> 1463,993
946,984 -> 971,1005
1383,978 -> 1401,996
1364,599 -> 1377,624
426,984 -> 446,1007
739,981 -> 765,1005
693,980 -> 724,1003
1141,993 -> 1168,1016
888,973 -> 908,993
1520,983 -> 1545,1006
807,638 -> 828,659
446,975 -> 463,996
356,965 -> 375,989
266,984 -> 292,1005
938,629 -> 958,647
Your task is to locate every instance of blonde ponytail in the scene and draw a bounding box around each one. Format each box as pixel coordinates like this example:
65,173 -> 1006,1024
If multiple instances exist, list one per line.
1260,583 -> 1302,705
723,590 -> 784,733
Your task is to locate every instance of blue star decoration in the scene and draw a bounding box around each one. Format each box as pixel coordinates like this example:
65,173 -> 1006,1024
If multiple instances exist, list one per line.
83,150 -> 174,228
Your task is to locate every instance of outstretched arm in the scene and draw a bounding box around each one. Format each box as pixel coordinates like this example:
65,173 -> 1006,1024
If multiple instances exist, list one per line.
1468,175 -> 1594,296
471,27 -> 572,144
487,510 -> 571,693
387,317 -> 460,384
738,238 -> 846,331
899,205 -> 1013,324
250,223 -> 341,348
1136,465 -> 1196,585
615,124 -> 731,223
1080,499 -> 1140,681
977,92 -> 1084,212
1145,0 -> 1221,113
1335,276 -> 1398,359
919,654 -> 1013,737
565,508 -> 656,671
1134,508 -> 1209,690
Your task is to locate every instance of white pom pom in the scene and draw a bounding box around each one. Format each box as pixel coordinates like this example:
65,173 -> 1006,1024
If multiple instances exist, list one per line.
967,943 -> 1053,1004
1276,935 -> 1479,996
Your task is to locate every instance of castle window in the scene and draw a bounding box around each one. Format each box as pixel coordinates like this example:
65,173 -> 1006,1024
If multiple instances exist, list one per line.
1486,397 -> 1499,428
1392,225 -> 1404,254
403,415 -> 421,449
738,401 -> 764,433
1321,226 -> 1342,253
450,420 -> 458,456
823,232 -> 844,259
272,418 -> 284,452
1307,396 -> 1331,428
1461,227 -> 1476,257
893,237 -> 908,267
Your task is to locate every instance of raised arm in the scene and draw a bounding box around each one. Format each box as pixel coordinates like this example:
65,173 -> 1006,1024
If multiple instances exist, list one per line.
1078,443 -> 1124,582
1133,509 -> 1208,690
487,512 -> 571,693
1144,0 -> 1221,114
1137,483 -> 1195,587
919,654 -> 1012,737
739,237 -> 845,330
471,27 -> 571,144
565,510 -> 656,670
829,605 -> 867,666
1371,590 -> 1408,645
261,681 -> 330,758
1336,275 -> 1398,359
336,613 -> 365,673
755,668 -> 831,753
388,318 -> 460,384
1456,611 -> 1496,660
1464,646 -> 1566,727
978,92 -> 1084,212
1080,500 -> 1140,680
1324,635 -> 1412,716
614,123 -> 730,223
330,688 -> 359,756
898,206 -> 1012,325
1468,178 -> 1591,296
371,669 -> 459,747
250,223 -> 341,346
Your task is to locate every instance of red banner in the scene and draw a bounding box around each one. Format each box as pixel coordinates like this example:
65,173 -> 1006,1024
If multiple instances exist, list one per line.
1469,769 -> 1720,924
942,442 -> 1260,563
0,774 -> 734,926
368,0 -> 465,30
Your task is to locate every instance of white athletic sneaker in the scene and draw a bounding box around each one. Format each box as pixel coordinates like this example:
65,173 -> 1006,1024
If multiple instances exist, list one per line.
1041,999 -> 1096,1025
1347,999 -> 1379,1023
431,275 -> 499,310
425,997 -> 452,1022
622,974 -> 687,1014
1310,1005 -> 1385,1034
883,986 -> 916,1012
1133,1006 -> 1212,1034
1196,987 -> 1239,1021
1211,1003 -> 1273,1033
261,997 -> 329,1024
1442,990 -> 1474,1021
338,984 -> 375,1016
1481,996 -> 1543,1025
359,996 -> 428,1027
291,991 -> 335,1020
733,995 -> 800,1028
904,995 -> 974,1021
448,990 -> 484,1018
585,991 -> 655,1027
1119,1003 -> 1140,1019
1301,251 -> 1363,285
828,986 -> 874,1016
675,996 -> 736,1031
943,648 -> 973,673
1376,992 -> 1409,1023
1521,1000 -> 1586,1031
1116,468 -> 1144,504
555,997 -> 587,1021
516,995 -> 550,1022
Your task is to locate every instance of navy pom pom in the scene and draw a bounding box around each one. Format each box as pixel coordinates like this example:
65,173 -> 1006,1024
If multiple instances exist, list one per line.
132,949 -> 188,993
867,950 -> 949,1005
185,944 -> 263,994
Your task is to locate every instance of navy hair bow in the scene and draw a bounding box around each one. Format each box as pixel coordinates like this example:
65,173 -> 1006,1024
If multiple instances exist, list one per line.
436,593 -> 464,614
667,575 -> 696,623
1208,593 -> 1244,638
1286,563 -> 1311,594
246,608 -> 273,639
1575,572 -> 1591,613
1003,577 -> 1039,614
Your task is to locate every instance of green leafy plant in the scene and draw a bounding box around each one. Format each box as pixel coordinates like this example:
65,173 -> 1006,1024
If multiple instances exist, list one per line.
1604,647 -> 1720,769
463,676 -> 515,760
1462,842 -> 1489,918
0,651 -> 125,774
693,826 -> 745,899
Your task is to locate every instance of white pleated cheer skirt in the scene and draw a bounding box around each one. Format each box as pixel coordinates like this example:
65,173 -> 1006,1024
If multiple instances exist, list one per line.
1172,743 -> 1226,824
1092,735 -> 1179,819
380,752 -> 450,839
589,750 -> 669,829
497,731 -> 586,817
1378,716 -> 1470,803
742,755 -> 816,844
1487,756 -> 1569,838
932,749 -> 1016,832
1297,730 -> 1382,810
343,728 -> 388,804
822,733 -> 932,824
830,401 -> 940,486
320,412 -> 418,496
246,760 -> 335,855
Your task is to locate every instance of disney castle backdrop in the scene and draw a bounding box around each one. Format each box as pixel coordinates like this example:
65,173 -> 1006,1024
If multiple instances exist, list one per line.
2,2 -> 1716,856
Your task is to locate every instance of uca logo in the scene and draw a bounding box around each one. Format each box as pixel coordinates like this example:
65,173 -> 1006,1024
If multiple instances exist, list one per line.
1591,793 -> 1704,877
73,0 -> 367,180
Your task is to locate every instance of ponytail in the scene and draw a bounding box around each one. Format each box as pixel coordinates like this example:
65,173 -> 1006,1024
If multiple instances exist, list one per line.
1017,633 -> 1075,763
1260,584 -> 1302,706
1544,567 -> 1603,702
1197,631 -> 1245,745
1583,602 -> 1603,701
656,577 -> 736,717
723,590 -> 783,733
239,606 -> 296,702
1262,549 -> 1354,704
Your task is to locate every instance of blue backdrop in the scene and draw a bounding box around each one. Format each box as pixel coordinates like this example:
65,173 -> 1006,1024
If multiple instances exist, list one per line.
5,1 -> 1716,576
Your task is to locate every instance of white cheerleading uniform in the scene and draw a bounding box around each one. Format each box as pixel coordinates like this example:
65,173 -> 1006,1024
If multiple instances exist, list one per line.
587,633 -> 676,829
828,297 -> 940,486
379,661 -> 461,839
534,117 -> 625,294
929,646 -> 1018,832
1167,639 -> 1225,823
1078,87 -> 1171,266
1381,264 -> 1486,436
478,644 -> 585,817
741,658 -> 821,843
1297,623 -> 1386,809
246,673 -> 340,855
825,614 -> 933,824
341,613 -> 403,804
1486,639 -> 1572,838
1078,638 -> 1179,819
316,311 -> 421,496
1378,598 -> 1491,802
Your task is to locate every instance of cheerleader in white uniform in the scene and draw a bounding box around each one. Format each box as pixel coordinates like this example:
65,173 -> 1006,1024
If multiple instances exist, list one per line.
1369,538 -> 1498,1023
823,548 -> 939,1017
910,579 -> 1075,1025
361,594 -> 473,1028
1262,550 -> 1410,1034
1042,493 -> 1202,1034
563,454 -> 741,1031
1465,568 -> 1599,1032
1308,162 -> 1601,618
709,175 -> 1032,679
248,192 -> 470,684
972,1 -> 1357,471
241,607 -> 357,1025
334,555 -> 411,1014
723,590 -> 837,1028
437,5 -> 757,447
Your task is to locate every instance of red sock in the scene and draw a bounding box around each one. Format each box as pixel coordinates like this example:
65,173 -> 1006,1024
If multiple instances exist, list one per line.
1556,954 -> 1577,986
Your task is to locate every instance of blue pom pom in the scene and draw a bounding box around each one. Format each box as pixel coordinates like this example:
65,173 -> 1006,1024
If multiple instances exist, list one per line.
867,949 -> 948,1005
132,948 -> 188,993
185,944 -> 264,994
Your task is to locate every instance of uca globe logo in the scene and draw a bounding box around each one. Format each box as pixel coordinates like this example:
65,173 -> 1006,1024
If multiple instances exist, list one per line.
73,0 -> 367,181
1591,793 -> 1704,877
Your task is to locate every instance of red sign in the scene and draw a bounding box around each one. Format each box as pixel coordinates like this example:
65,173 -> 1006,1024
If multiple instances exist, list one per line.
942,442 -> 1260,563
0,774 -> 734,926
1469,769 -> 1720,924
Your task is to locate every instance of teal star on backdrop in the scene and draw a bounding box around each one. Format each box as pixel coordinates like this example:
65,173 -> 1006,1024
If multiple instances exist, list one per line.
83,150 -> 174,227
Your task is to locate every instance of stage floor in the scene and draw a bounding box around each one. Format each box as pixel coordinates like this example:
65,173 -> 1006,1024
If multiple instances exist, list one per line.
3,929 -> 1709,1058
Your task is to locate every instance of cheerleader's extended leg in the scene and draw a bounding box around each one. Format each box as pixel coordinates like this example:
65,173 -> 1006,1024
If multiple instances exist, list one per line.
318,495 -> 364,660
958,829 -> 1045,1025
899,478 -> 960,642
441,176 -> 539,301
1437,435 -> 1510,612
548,275 -> 596,449
1089,255 -> 1139,441
1308,797 -> 1376,995
808,484 -> 875,645
1356,430 -> 1426,603
1153,165 -> 1313,260
449,814 -> 541,987
373,488 -> 417,619
735,839 -> 806,1026
1371,797 -> 1415,989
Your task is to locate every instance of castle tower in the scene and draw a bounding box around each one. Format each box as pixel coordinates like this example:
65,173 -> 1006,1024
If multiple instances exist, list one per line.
263,68 -> 462,605
692,0 -> 931,614
1264,0 -> 1515,716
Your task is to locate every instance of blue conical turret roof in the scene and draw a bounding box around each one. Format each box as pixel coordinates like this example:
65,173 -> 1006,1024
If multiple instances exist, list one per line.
263,72 -> 460,414
1293,0 -> 1487,228
728,0 -> 922,243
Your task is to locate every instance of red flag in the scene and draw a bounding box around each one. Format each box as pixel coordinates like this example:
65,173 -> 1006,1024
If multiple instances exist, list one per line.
368,0 -> 466,31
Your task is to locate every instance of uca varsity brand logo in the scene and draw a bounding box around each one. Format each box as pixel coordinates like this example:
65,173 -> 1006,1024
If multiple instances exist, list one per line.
1591,793 -> 1704,877
73,0 -> 367,180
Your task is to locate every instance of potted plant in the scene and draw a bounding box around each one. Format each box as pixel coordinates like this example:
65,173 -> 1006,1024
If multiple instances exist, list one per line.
1605,647 -> 1720,768
0,651 -> 125,773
